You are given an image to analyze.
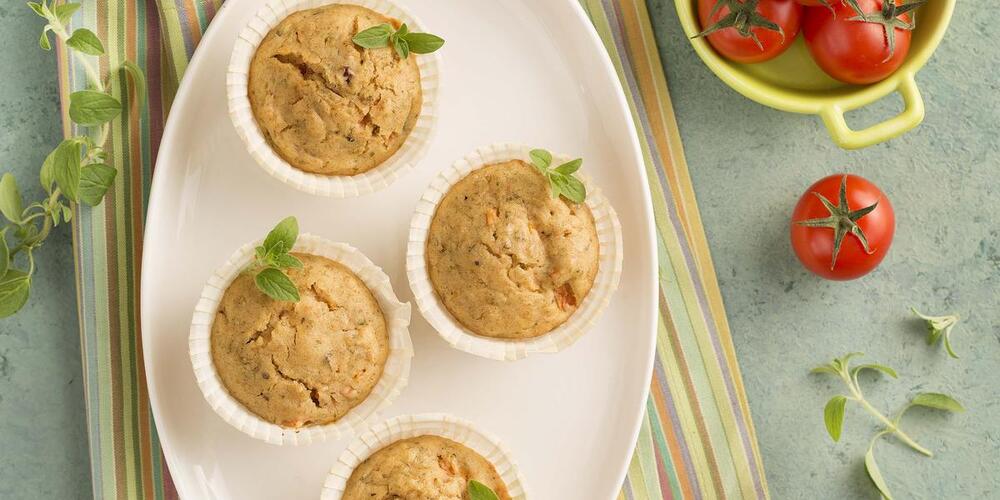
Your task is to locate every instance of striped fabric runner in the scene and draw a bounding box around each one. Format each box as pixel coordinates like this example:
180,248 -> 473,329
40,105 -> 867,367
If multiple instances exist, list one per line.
56,0 -> 767,498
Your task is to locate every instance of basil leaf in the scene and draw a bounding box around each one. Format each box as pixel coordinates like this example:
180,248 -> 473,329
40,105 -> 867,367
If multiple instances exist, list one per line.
121,60 -> 147,107
393,37 -> 409,59
0,236 -> 9,279
54,3 -> 81,24
851,364 -> 898,379
263,216 -> 298,254
911,393 -> 965,413
39,29 -> 52,51
62,205 -> 73,223
555,158 -> 583,175
27,2 -> 47,17
405,32 -> 445,54
396,23 -> 409,37
865,439 -> 893,500
552,173 -> 586,203
255,268 -> 299,302
272,253 -> 303,270
66,28 -> 104,55
468,480 -> 500,500
529,149 -> 552,170
40,147 -> 56,193
52,139 -> 82,202
352,24 -> 393,48
69,90 -> 122,125
823,395 -> 848,442
79,163 -> 117,206
0,269 -> 31,319
0,173 -> 24,224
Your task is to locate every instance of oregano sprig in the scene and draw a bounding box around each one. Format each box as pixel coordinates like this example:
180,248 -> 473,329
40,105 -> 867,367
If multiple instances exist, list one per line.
812,353 -> 965,499
468,479 -> 500,500
529,149 -> 587,204
352,23 -> 444,59
249,217 -> 303,302
0,2 -> 145,318
911,308 -> 962,358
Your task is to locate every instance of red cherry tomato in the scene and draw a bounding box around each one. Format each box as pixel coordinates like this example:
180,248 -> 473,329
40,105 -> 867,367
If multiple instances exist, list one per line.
697,0 -> 803,64
803,0 -> 914,84
790,174 -> 894,280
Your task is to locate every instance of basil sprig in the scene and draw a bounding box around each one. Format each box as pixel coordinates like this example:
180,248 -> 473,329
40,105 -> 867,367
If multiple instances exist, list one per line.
352,23 -> 444,59
0,2 -> 145,318
249,217 -> 303,302
529,149 -> 587,204
468,479 -> 500,500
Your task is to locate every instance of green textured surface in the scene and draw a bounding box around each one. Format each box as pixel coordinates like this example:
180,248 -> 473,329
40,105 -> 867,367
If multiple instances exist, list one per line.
0,1 -> 997,500
648,0 -> 999,498
0,5 -> 92,500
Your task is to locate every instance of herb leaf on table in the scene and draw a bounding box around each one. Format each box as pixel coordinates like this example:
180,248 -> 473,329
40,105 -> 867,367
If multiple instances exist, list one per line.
912,308 -> 963,358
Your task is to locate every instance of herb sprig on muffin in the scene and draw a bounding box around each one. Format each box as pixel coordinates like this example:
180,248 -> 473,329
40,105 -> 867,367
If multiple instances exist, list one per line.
352,23 -> 444,59
248,216 -> 302,302
529,148 -> 587,203
469,479 -> 501,500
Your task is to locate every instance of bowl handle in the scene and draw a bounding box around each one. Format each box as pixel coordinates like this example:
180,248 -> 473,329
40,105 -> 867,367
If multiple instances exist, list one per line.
819,73 -> 925,150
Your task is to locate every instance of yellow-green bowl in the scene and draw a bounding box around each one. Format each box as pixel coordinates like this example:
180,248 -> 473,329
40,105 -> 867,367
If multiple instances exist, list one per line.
674,0 -> 955,149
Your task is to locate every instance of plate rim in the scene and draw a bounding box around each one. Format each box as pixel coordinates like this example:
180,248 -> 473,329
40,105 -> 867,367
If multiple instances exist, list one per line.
140,0 -> 658,498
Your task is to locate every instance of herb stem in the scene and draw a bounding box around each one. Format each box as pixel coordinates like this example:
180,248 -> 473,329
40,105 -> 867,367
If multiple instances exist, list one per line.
48,11 -> 112,148
845,374 -> 933,457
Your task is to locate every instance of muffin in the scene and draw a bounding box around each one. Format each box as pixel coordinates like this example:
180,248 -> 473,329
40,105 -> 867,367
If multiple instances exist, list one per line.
247,4 -> 422,176
211,253 -> 389,428
425,159 -> 600,339
342,435 -> 511,500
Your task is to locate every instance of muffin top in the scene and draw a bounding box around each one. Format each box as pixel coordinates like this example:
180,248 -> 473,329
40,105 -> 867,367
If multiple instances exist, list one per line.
342,435 -> 511,500
248,4 -> 422,176
426,160 -> 599,339
211,254 -> 388,428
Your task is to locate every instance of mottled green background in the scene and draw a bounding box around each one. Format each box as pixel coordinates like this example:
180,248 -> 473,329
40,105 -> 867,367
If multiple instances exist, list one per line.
0,1 -> 997,499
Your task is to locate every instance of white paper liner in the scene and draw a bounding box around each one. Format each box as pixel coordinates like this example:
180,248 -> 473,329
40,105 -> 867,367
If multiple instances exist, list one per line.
406,143 -> 624,361
320,413 -> 527,499
189,234 -> 413,445
227,0 -> 441,198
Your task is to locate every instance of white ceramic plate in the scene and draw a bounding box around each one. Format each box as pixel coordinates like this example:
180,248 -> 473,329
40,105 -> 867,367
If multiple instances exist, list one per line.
140,0 -> 657,498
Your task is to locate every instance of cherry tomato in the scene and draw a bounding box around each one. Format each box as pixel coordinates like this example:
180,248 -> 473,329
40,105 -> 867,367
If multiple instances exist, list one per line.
697,0 -> 803,64
790,174 -> 894,280
803,0 -> 915,84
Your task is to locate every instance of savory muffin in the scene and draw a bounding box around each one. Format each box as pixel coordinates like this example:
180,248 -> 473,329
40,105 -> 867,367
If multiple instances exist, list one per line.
211,254 -> 388,428
426,160 -> 600,339
342,435 -> 511,500
247,4 -> 422,176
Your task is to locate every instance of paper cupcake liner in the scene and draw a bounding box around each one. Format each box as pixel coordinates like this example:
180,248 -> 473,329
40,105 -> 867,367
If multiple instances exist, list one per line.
320,413 -> 527,499
227,0 -> 441,198
406,143 -> 624,361
189,234 -> 413,445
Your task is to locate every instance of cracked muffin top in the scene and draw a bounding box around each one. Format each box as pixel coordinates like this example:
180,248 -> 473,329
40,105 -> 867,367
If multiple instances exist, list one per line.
342,435 -> 511,500
211,253 -> 388,428
426,160 -> 599,340
247,4 -> 422,176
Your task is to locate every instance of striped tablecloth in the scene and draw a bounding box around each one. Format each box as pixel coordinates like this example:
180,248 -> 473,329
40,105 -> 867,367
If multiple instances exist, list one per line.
57,0 -> 768,498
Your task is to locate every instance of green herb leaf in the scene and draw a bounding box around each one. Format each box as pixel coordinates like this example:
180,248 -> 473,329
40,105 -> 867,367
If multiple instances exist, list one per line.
0,173 -> 25,224
554,158 -> 583,175
865,436 -> 894,500
263,216 -> 298,254
272,253 -> 303,269
0,269 -> 32,318
405,32 -> 445,54
54,3 -> 81,24
66,28 -> 105,56
823,395 -> 848,442
52,139 -> 82,202
62,205 -> 73,224
352,23 -> 393,48
393,36 -> 409,59
396,23 -> 409,37
40,148 -> 56,193
810,365 -> 839,376
78,163 -> 117,206
551,173 -> 587,203
69,90 -> 122,125
0,236 -> 9,279
27,2 -> 47,18
910,393 -> 965,413
852,364 -> 898,379
121,60 -> 147,107
529,149 -> 552,170
468,479 -> 500,500
255,267 -> 299,302
39,29 -> 52,51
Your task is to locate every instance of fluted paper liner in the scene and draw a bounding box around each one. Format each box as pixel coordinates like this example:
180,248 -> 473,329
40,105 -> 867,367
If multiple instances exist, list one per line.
320,413 -> 527,499
407,143 -> 624,361
227,0 -> 441,197
189,234 -> 413,445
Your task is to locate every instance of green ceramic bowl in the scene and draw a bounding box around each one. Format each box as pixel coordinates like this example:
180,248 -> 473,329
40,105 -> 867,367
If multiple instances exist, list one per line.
675,0 -> 955,149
